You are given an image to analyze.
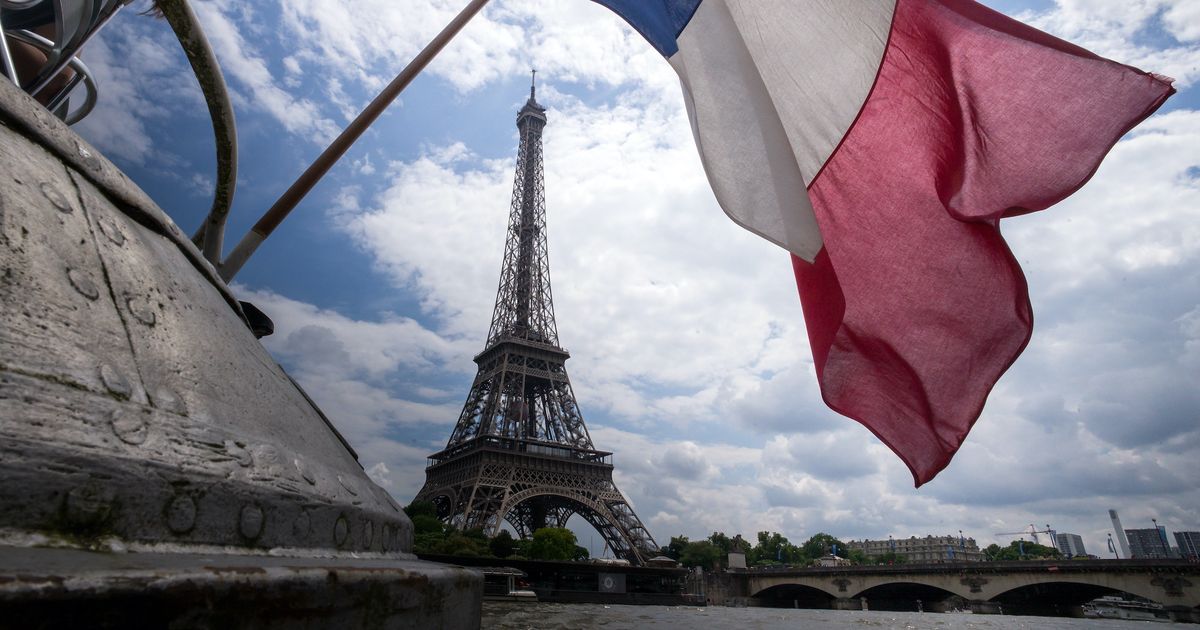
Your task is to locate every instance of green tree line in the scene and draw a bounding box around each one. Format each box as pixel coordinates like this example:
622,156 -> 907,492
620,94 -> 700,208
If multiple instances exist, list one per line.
406,501 -> 588,561
408,501 -> 1064,567
663,530 -> 880,570
664,532 -> 1066,569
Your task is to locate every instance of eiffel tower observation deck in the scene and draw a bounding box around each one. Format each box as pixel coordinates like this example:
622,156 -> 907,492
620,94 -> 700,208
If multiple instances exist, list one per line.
415,76 -> 658,565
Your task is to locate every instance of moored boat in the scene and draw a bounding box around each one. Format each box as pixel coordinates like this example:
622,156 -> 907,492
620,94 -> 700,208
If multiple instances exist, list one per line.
481,567 -> 539,602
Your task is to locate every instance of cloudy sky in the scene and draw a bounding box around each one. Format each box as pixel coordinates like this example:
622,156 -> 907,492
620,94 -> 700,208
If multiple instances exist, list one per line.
73,0 -> 1198,557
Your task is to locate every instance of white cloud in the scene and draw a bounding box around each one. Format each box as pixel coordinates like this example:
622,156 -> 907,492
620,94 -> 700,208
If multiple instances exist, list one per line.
71,0 -> 1200,560
307,5 -> 1200,553
1163,0 -> 1200,42
191,0 -> 341,142
1018,0 -> 1200,86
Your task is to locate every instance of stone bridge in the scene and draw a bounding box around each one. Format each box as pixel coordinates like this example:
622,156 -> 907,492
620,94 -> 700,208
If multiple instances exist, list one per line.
707,560 -> 1199,620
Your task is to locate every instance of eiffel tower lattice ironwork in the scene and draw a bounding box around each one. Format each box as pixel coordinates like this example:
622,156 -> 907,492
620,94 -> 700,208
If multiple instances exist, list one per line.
414,77 -> 659,564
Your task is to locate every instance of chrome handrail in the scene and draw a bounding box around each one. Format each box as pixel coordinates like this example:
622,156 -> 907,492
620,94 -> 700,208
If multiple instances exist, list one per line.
3,28 -> 96,123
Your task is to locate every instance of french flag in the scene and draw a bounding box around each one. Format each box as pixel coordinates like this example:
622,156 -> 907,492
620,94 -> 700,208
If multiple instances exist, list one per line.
592,0 -> 1174,485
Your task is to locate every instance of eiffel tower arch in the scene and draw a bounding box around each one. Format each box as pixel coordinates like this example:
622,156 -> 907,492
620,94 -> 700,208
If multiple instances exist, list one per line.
415,78 -> 658,564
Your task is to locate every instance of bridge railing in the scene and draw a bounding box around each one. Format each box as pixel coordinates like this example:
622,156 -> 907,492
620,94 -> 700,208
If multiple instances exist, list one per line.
737,558 -> 1200,576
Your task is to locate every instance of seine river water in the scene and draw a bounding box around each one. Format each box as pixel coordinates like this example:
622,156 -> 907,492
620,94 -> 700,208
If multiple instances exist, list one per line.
483,602 -> 1188,629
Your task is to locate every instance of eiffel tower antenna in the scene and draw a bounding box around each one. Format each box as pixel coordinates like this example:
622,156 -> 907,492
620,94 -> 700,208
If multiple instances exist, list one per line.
415,80 -> 658,565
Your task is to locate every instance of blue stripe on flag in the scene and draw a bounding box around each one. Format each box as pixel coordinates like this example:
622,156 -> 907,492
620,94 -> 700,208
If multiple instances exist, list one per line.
591,0 -> 703,57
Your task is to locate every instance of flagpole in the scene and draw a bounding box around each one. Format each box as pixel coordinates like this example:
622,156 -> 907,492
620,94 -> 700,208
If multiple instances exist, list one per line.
220,0 -> 492,281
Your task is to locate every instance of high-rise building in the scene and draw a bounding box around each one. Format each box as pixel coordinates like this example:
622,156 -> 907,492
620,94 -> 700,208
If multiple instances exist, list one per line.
1125,527 -> 1171,558
1109,509 -> 1132,558
1175,531 -> 1200,561
1054,532 -> 1087,557
413,80 -> 658,564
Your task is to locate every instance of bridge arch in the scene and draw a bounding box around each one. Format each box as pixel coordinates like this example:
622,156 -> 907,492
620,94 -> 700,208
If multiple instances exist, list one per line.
990,579 -> 1164,616
852,581 -> 966,612
740,562 -> 1200,615
754,583 -> 839,608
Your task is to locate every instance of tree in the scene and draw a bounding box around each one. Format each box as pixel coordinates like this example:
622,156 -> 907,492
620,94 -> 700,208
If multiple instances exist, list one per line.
874,551 -> 907,565
679,540 -> 722,570
663,535 -> 689,561
802,533 -> 847,559
748,531 -> 805,566
708,531 -> 734,556
490,530 -> 516,558
404,500 -> 437,519
527,527 -> 579,561
411,514 -> 445,537
414,531 -> 446,554
987,540 -> 1061,561
434,530 -> 488,556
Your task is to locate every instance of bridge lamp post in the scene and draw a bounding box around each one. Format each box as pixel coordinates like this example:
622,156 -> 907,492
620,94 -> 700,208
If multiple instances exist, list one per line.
1152,518 -> 1170,557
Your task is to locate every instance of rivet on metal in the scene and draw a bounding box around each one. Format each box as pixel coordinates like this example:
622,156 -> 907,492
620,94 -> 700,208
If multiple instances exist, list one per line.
238,504 -> 265,540
109,409 -> 147,445
362,520 -> 374,548
126,297 -> 156,326
152,387 -> 187,415
97,217 -> 125,245
292,512 -> 311,539
40,182 -> 72,213
338,475 -> 358,496
98,363 -> 132,400
333,515 -> 350,547
65,485 -> 114,527
251,444 -> 282,476
391,522 -> 403,550
224,440 -> 253,467
295,458 -> 316,485
67,268 -> 99,300
165,495 -> 197,534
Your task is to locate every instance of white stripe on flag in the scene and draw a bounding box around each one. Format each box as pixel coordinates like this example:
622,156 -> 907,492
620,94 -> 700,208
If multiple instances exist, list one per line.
669,0 -> 895,261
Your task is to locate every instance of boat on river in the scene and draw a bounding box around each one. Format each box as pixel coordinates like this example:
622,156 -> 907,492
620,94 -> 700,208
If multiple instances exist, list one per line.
481,567 -> 539,602
1083,595 -> 1171,622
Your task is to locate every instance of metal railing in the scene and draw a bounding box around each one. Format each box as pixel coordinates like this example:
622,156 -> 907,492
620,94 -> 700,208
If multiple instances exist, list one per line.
428,435 -> 613,468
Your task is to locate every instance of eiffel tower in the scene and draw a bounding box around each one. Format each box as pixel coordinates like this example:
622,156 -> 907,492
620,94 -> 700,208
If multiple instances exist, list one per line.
414,77 -> 658,565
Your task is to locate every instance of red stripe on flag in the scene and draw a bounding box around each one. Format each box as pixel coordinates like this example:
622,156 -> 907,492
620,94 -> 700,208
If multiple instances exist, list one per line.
794,0 -> 1174,486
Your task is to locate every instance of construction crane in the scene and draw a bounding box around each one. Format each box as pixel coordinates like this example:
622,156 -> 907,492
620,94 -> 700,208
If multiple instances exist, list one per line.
995,524 -> 1056,546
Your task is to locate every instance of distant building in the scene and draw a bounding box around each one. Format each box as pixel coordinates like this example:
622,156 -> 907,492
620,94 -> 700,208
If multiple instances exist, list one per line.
1054,533 -> 1088,558
1125,527 -> 1171,559
1174,532 -> 1200,561
1110,510 -> 1132,558
847,535 -> 984,563
815,554 -> 852,567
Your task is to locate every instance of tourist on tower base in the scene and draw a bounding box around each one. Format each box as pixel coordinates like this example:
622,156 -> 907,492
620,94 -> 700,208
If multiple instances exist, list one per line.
591,0 -> 1173,485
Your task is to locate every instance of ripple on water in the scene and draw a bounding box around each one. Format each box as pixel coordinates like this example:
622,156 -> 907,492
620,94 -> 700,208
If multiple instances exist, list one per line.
483,603 -> 1192,630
